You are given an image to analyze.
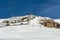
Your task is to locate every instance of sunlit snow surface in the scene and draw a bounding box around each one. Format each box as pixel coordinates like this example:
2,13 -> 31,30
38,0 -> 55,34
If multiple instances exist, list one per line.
0,18 -> 60,40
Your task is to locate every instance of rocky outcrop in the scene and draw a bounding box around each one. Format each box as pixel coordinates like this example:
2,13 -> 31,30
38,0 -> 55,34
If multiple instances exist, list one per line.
2,15 -> 35,26
39,19 -> 60,28
2,20 -> 10,26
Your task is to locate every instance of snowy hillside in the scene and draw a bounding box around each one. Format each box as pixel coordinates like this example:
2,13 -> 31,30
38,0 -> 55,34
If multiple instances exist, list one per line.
0,15 -> 60,40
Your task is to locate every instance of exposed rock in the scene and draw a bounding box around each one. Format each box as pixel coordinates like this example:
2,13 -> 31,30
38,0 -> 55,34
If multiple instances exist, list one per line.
2,15 -> 35,26
2,20 -> 10,26
55,23 -> 60,28
39,19 -> 60,28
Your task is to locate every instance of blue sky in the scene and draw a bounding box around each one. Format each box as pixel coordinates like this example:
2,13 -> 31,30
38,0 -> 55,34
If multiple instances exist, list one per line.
0,0 -> 60,18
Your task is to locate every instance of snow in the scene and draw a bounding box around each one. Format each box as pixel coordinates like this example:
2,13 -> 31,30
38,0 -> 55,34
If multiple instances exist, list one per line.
0,15 -> 60,40
54,19 -> 60,23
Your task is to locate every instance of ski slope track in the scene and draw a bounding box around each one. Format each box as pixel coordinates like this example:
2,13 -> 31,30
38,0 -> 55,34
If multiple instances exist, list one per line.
0,15 -> 60,40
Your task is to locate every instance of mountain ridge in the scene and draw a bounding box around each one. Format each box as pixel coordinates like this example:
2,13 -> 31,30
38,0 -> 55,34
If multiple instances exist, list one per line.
0,15 -> 60,39
0,15 -> 60,28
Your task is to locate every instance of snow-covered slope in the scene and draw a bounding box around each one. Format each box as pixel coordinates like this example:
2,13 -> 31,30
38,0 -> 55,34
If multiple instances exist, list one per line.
0,15 -> 60,40
54,19 -> 60,23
